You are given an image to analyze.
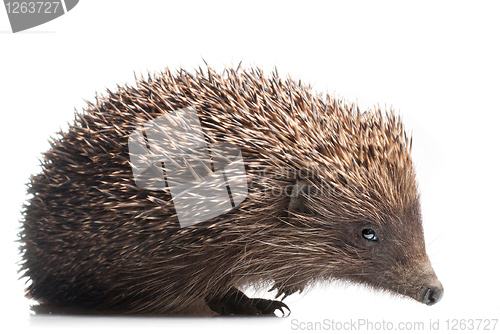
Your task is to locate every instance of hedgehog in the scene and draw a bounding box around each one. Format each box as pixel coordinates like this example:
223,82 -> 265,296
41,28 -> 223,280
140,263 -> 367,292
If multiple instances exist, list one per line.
19,64 -> 443,316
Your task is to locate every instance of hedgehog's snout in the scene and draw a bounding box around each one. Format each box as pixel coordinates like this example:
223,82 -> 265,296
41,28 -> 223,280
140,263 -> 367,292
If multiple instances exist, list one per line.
420,281 -> 444,306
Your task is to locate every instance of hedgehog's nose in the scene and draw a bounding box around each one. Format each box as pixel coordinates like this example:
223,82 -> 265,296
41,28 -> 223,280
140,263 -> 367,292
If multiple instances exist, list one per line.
420,281 -> 444,306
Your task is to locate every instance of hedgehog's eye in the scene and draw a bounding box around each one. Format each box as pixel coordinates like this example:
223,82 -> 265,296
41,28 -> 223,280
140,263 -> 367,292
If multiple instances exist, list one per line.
362,229 -> 378,241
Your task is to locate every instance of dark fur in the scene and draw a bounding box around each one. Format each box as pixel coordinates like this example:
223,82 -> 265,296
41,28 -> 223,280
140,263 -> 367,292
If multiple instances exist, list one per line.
20,65 -> 442,315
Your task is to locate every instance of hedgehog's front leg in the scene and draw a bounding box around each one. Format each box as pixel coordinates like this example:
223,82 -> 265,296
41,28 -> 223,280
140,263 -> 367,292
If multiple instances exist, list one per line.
205,287 -> 290,316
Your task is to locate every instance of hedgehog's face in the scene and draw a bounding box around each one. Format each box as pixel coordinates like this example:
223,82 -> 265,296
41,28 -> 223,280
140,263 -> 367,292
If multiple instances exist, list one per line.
346,215 -> 443,306
288,179 -> 443,306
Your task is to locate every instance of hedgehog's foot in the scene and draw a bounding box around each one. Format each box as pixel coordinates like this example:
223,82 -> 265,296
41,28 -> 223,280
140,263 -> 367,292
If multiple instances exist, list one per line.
206,287 -> 290,317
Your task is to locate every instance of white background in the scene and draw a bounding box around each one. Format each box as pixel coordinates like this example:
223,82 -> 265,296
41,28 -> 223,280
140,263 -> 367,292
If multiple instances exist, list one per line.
1,1 -> 499,333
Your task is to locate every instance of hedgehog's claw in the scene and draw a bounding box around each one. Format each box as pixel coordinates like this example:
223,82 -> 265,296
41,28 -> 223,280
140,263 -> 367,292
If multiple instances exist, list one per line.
269,284 -> 303,301
270,300 -> 291,317
252,298 -> 290,317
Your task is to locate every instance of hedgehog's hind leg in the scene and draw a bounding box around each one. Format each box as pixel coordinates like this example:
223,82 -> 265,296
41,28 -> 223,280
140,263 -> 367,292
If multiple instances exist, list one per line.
205,287 -> 290,316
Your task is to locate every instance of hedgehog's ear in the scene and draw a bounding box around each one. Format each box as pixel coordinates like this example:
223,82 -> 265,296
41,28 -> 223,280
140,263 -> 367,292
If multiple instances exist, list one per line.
288,180 -> 313,217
